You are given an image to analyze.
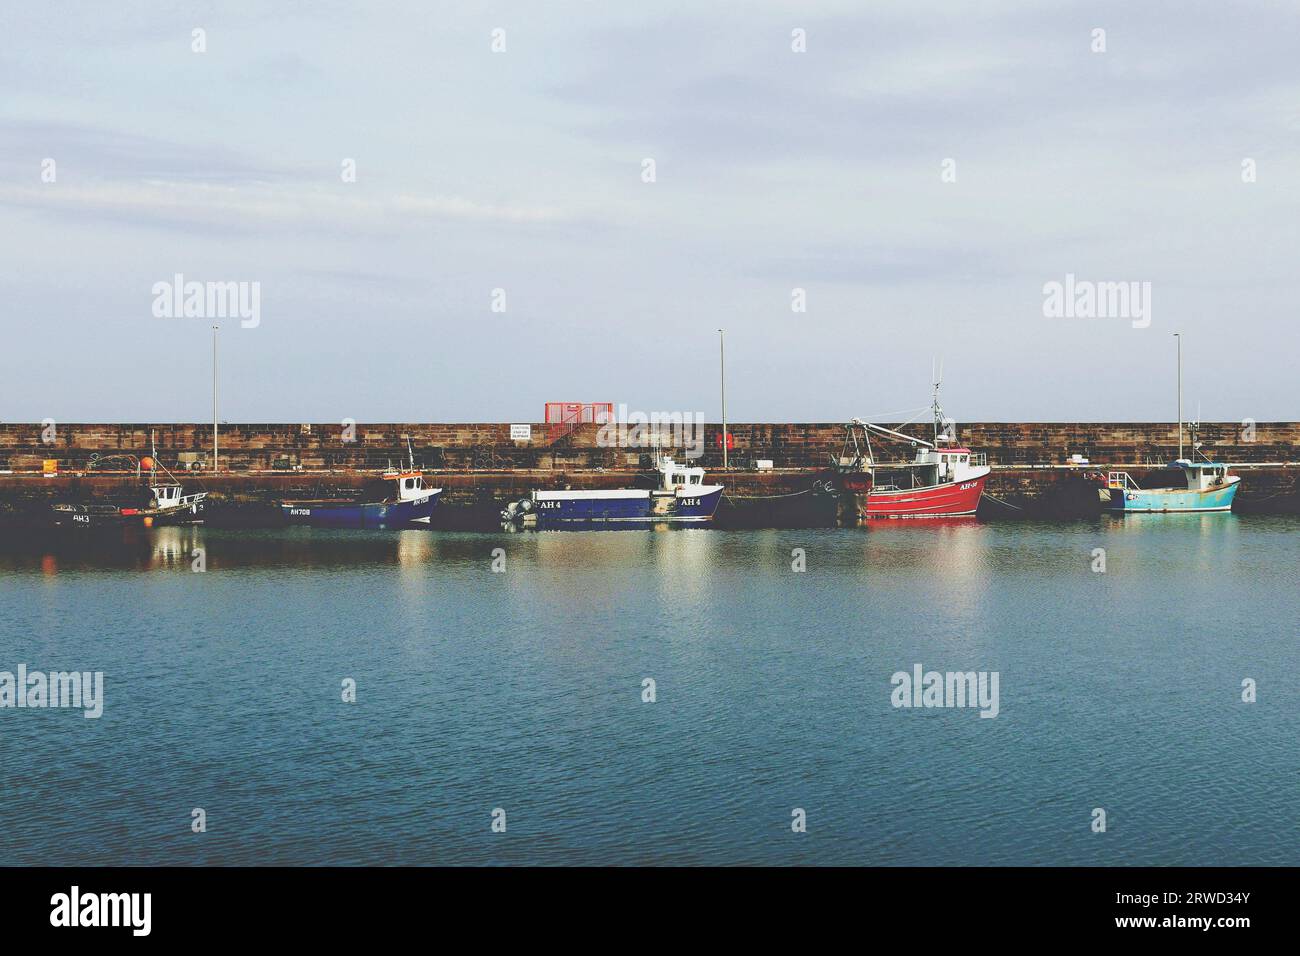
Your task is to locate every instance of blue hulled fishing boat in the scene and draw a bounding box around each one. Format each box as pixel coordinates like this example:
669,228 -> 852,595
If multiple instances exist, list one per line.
280,444 -> 442,529
502,456 -> 723,528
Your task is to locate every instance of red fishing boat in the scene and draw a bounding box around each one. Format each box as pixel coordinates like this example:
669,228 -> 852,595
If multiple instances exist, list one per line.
834,384 -> 991,518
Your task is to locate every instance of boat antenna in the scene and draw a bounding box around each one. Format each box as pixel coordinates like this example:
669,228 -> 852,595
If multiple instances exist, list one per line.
931,358 -> 945,445
148,429 -> 183,485
1191,402 -> 1211,463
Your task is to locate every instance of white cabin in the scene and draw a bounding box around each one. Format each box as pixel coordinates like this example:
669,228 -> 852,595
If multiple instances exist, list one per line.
657,457 -> 708,492
149,484 -> 207,512
912,447 -> 988,484
1172,459 -> 1235,492
385,471 -> 431,502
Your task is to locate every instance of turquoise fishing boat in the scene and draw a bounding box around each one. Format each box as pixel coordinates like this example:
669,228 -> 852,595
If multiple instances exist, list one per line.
1104,460 -> 1239,513
1103,333 -> 1240,514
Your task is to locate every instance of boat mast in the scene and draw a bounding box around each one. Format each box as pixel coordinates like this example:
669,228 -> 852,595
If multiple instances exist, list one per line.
931,359 -> 944,444
1174,332 -> 1182,460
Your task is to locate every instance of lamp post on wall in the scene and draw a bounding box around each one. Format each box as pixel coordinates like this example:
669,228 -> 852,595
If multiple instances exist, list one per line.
212,325 -> 219,473
718,329 -> 728,470
1174,331 -> 1182,460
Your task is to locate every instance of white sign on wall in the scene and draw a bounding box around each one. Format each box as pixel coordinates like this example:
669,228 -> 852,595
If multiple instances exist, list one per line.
510,424 -> 532,441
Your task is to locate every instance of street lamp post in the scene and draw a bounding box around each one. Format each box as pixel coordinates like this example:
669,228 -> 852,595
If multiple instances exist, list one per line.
718,329 -> 728,470
1174,331 -> 1182,460
213,325 -> 219,473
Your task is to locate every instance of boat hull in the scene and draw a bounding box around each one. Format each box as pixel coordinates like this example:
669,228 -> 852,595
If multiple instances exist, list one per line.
526,487 -> 723,527
280,492 -> 440,529
861,473 -> 988,518
1107,479 -> 1239,513
50,502 -> 206,529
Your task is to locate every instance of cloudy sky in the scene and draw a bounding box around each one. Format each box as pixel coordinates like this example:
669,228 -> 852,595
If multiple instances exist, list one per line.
2,1 -> 1297,423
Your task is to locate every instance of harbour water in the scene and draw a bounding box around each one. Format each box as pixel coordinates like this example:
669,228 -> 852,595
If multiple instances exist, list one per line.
1,517 -> 1296,866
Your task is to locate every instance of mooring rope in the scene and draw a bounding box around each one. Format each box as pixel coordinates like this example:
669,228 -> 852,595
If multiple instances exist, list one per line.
980,492 -> 1024,511
722,488 -> 818,502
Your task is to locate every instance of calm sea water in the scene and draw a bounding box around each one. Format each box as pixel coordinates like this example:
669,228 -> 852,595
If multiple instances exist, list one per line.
1,517 -> 1296,866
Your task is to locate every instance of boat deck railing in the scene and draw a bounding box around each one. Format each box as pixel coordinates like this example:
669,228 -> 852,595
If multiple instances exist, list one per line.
1107,471 -> 1138,490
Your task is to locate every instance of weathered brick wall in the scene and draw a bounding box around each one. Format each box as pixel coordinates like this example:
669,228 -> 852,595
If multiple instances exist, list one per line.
0,421 -> 1295,472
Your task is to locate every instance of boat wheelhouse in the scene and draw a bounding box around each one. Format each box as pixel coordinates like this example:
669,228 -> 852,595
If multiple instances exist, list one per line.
503,456 -> 723,527
146,482 -> 207,518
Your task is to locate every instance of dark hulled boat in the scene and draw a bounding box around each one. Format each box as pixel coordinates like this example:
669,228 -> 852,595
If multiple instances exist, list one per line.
279,443 -> 442,530
49,446 -> 208,529
279,470 -> 441,529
